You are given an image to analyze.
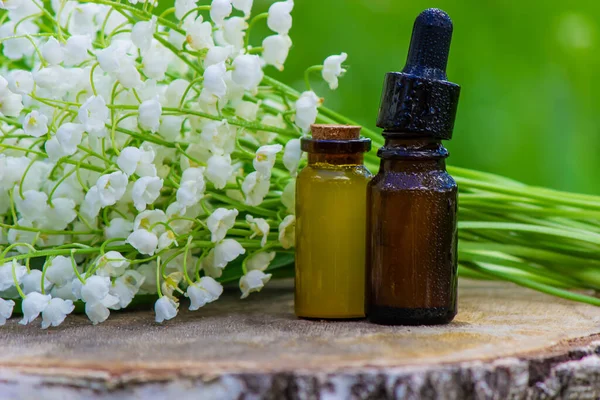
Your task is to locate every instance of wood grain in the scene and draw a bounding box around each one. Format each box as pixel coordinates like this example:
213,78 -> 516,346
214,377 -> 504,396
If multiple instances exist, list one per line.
0,279 -> 599,399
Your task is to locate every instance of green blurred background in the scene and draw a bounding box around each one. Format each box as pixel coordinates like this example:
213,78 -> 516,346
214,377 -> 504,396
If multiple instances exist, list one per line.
160,0 -> 600,195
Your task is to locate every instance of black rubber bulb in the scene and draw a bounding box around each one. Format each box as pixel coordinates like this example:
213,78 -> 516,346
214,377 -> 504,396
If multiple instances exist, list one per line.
402,8 -> 453,81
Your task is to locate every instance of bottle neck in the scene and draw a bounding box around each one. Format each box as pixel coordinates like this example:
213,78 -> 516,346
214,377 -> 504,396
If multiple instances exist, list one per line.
378,137 -> 448,172
308,153 -> 364,166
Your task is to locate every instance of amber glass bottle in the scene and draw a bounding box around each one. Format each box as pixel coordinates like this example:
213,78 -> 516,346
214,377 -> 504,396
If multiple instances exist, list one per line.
366,8 -> 461,325
295,125 -> 371,319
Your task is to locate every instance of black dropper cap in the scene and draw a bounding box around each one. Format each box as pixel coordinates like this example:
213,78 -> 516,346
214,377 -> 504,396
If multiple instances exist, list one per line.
376,8 -> 460,140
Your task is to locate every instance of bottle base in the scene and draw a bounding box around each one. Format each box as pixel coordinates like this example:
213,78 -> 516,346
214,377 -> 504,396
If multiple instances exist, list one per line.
367,305 -> 456,326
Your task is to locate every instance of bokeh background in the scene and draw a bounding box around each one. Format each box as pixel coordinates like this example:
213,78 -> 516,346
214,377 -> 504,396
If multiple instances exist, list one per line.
159,0 -> 600,195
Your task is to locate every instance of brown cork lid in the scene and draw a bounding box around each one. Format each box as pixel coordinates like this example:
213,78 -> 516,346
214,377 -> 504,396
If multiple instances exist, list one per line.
310,124 -> 362,140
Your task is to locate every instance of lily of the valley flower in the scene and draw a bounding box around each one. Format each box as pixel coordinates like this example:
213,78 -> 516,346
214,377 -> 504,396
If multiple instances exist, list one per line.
0,76 -> 23,117
278,214 -> 295,249
210,0 -> 232,26
267,0 -> 294,35
41,37 -> 64,65
246,215 -> 270,247
41,298 -> 75,329
155,296 -> 178,323
283,138 -> 302,176
0,298 -> 15,326
78,95 -> 109,137
127,229 -> 159,256
46,256 -> 76,286
262,34 -> 292,71
0,260 -> 26,291
177,167 -> 206,206
19,292 -> 52,325
232,54 -> 264,93
246,251 -> 276,272
242,171 -> 270,206
138,96 -> 162,133
95,251 -> 129,278
132,176 -> 163,212
80,276 -> 119,324
23,110 -> 48,137
95,171 -> 129,207
207,208 -> 239,242
117,146 -> 156,177
295,91 -> 321,132
322,52 -> 348,90
206,154 -> 234,189
186,276 -> 223,310
214,238 -> 246,267
232,0 -> 253,18
186,16 -> 215,50
110,270 -> 145,309
254,144 -> 283,178
239,270 -> 272,299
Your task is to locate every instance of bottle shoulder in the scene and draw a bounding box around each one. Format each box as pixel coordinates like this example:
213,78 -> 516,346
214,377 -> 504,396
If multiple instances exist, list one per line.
369,168 -> 457,192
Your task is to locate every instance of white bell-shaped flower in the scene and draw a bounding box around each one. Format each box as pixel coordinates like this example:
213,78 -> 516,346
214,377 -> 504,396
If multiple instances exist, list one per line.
41,298 -> 74,329
19,292 -> 51,325
207,208 -> 239,243
283,138 -> 302,176
222,16 -> 247,51
155,296 -> 178,323
46,256 -> 76,286
175,0 -> 196,21
0,298 -> 15,326
104,218 -> 134,241
22,110 -> 48,137
246,215 -> 270,247
116,61 -> 143,89
138,96 -> 162,133
231,54 -> 264,93
213,238 -> 245,268
267,0 -> 294,35
239,270 -> 271,299
294,91 -> 321,132
96,40 -> 130,73
6,70 -> 34,95
131,16 -> 157,54
0,78 -> 23,117
246,251 -> 276,272
206,154 -> 233,189
158,231 -> 177,250
41,37 -> 64,65
210,0 -> 232,26
95,251 -> 129,278
234,101 -> 260,120
78,95 -> 109,137
22,269 -> 52,295
186,16 -> 214,50
262,34 -> 292,71
64,35 -> 92,66
134,209 -> 168,234
132,176 -> 163,212
278,214 -> 296,249
117,146 -> 156,177
254,144 -> 283,178
242,171 -> 270,206
176,167 -> 206,206
204,45 -> 233,67
232,0 -> 253,18
109,270 -> 145,309
55,123 -> 85,156
203,61 -> 228,99
95,171 -> 128,207
127,229 -> 159,256
322,52 -> 348,90
186,276 -> 223,310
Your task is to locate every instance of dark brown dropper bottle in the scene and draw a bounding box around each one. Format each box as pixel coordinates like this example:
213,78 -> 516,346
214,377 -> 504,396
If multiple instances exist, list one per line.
366,8 -> 461,325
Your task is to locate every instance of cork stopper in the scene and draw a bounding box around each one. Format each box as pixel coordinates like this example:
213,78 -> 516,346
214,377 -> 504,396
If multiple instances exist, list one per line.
310,124 -> 361,140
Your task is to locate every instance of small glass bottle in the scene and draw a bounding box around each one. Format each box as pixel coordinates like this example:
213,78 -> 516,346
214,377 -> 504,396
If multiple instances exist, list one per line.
295,124 -> 372,319
366,9 -> 461,325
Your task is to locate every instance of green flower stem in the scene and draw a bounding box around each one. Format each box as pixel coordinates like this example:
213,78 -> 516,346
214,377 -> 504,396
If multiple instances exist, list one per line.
179,5 -> 211,25
11,261 -> 26,300
245,12 -> 268,48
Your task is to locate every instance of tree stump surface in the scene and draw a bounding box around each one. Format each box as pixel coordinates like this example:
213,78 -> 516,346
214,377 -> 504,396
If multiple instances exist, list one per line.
1,279 -> 600,399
